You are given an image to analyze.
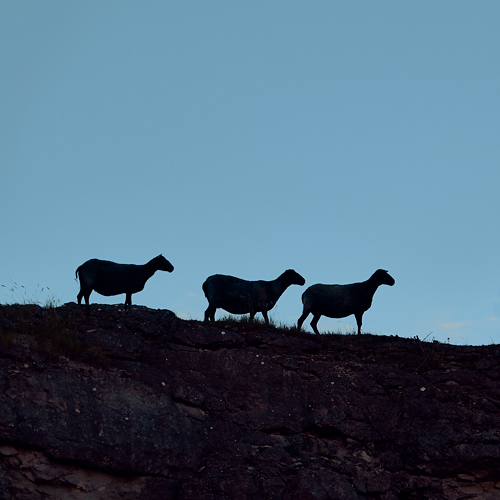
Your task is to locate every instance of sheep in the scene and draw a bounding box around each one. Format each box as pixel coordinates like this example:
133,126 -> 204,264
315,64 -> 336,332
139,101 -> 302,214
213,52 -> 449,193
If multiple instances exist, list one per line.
203,269 -> 305,323
75,254 -> 174,308
297,269 -> 395,335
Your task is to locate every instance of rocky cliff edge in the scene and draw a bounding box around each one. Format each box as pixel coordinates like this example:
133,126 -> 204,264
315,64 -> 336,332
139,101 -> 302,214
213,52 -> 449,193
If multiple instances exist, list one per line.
0,304 -> 499,499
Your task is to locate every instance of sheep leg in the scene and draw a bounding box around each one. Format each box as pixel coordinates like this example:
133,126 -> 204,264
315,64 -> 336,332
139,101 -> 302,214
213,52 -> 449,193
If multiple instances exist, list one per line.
77,288 -> 91,314
297,311 -> 309,331
125,293 -> 132,308
77,287 -> 91,305
261,310 -> 269,324
204,305 -> 216,322
355,312 -> 363,335
77,291 -> 91,314
310,314 -> 321,335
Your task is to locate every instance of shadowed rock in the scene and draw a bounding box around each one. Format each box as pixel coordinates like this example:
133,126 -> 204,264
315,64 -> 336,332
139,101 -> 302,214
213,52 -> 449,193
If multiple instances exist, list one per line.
0,303 -> 499,499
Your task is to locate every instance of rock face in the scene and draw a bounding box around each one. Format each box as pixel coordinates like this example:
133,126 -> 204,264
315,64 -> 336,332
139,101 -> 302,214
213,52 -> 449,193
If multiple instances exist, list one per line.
0,304 -> 499,499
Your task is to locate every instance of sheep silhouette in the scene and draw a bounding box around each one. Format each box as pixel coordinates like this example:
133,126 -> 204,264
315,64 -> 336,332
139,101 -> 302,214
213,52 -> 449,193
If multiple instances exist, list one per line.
203,269 -> 305,323
76,254 -> 174,308
297,269 -> 395,335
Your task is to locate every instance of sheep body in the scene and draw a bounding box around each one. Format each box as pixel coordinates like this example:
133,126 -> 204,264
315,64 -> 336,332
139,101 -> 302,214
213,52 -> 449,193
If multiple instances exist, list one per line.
203,269 -> 305,323
297,269 -> 395,335
76,254 -> 174,307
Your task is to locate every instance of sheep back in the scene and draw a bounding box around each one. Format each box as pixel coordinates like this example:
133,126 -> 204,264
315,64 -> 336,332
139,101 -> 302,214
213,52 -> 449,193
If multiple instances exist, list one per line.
77,260 -> 149,296
203,275 -> 268,314
302,282 -> 374,319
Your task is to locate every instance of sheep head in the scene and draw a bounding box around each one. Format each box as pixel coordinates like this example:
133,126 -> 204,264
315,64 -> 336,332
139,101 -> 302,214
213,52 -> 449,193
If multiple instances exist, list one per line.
155,254 -> 174,273
372,269 -> 395,286
283,269 -> 306,286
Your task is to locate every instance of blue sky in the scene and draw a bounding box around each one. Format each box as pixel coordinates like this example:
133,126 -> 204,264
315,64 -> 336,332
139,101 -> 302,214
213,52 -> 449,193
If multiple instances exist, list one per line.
1,2 -> 499,345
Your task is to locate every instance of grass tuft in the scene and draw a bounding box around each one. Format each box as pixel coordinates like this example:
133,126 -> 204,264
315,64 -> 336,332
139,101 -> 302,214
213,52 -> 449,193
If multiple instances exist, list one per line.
216,314 -> 297,333
2,281 -> 59,307
0,303 -> 108,368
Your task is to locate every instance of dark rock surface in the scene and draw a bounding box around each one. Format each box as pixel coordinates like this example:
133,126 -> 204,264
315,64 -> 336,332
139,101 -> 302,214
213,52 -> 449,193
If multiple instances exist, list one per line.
0,303 -> 499,499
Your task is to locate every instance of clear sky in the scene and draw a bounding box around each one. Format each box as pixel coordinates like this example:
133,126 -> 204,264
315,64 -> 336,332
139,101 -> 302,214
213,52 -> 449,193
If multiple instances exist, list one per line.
1,2 -> 499,345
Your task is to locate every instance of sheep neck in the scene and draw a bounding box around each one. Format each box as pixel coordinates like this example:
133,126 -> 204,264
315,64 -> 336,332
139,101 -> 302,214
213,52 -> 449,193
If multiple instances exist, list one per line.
270,274 -> 292,301
143,260 -> 160,280
364,277 -> 383,297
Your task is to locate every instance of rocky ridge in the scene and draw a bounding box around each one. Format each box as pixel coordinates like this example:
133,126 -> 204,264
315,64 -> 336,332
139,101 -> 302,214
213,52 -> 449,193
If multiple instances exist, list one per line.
0,303 -> 499,499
